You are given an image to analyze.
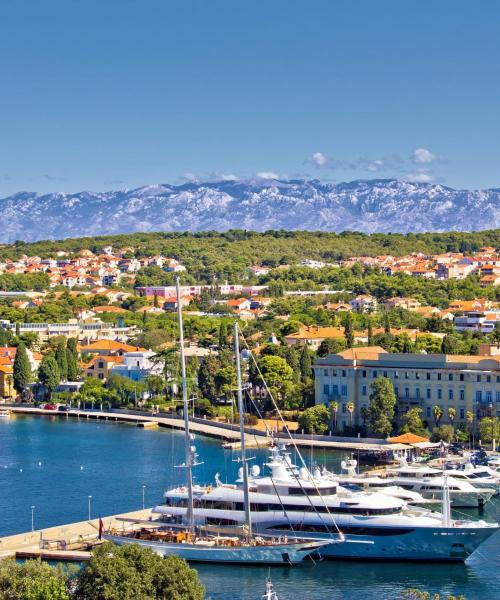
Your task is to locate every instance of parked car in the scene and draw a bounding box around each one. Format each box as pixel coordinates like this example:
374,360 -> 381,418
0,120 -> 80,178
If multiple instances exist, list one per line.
44,403 -> 57,410
58,405 -> 71,412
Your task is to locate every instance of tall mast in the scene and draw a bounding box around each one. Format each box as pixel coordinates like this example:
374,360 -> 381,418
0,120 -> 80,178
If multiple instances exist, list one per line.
234,321 -> 252,537
176,277 -> 194,528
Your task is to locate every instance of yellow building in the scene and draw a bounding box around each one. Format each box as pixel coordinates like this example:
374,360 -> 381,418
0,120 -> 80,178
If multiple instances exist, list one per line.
0,365 -> 15,400
313,344 -> 500,431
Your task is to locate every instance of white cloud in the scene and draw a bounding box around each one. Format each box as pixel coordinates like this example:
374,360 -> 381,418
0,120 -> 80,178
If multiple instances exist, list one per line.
405,171 -> 435,183
310,152 -> 329,167
256,171 -> 279,180
367,159 -> 384,172
412,148 -> 438,164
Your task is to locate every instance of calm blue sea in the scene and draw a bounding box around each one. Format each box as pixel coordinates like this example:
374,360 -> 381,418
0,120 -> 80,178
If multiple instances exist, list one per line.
0,415 -> 498,599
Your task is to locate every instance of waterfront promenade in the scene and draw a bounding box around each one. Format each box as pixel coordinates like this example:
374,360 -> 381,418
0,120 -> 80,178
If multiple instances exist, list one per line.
7,406 -> 406,452
0,508 -> 152,561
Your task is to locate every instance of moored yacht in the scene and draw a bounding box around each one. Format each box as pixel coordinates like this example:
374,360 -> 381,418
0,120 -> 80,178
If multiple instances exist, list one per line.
385,462 -> 495,507
154,444 -> 499,562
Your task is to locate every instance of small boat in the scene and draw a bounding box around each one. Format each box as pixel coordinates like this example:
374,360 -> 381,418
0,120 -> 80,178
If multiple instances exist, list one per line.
262,574 -> 279,600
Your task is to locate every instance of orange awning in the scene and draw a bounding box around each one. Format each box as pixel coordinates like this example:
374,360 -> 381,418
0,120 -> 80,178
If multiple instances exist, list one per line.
387,432 -> 429,444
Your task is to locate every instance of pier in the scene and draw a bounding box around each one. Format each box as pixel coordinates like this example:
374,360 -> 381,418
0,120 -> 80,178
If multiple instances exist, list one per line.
6,406 -> 405,453
0,508 -> 153,562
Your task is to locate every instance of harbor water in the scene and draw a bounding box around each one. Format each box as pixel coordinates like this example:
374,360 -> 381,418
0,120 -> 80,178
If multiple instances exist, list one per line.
1,415 -> 498,599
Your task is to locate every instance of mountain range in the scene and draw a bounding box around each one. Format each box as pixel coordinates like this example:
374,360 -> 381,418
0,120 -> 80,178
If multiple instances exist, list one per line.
1,178 -> 499,243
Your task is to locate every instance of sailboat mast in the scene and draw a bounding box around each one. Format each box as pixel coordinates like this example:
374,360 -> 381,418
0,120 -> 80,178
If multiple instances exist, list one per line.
176,277 -> 194,528
234,321 -> 252,537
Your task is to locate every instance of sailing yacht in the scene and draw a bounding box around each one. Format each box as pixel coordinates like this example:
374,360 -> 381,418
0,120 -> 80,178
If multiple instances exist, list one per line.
154,441 -> 499,561
104,298 -> 328,564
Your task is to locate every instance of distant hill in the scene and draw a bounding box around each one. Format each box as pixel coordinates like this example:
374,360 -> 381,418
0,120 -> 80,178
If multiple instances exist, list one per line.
2,178 -> 500,243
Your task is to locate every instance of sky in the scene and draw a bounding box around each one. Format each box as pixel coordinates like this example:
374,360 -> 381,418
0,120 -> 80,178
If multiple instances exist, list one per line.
0,0 -> 499,196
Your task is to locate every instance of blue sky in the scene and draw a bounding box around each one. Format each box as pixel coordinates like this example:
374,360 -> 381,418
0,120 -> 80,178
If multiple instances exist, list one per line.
0,0 -> 499,195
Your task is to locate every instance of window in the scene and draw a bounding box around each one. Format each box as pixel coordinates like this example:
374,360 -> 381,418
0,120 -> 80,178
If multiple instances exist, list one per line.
477,375 -> 481,383
383,371 -> 388,378
426,388 -> 431,400
332,370 -> 337,377
394,371 -> 399,379
448,389 -> 454,401
332,385 -> 339,396
98,373 -> 104,380
437,389 -> 442,400
496,391 -> 500,402
475,390 -> 483,402
460,408 -> 465,419
426,406 -> 431,418
405,371 -> 409,379
342,403 -> 347,414
426,373 -> 431,380
342,370 -> 347,377
486,375 -> 491,383
459,389 -> 465,401
362,370 -> 367,378
99,361 -> 104,368
460,374 -> 464,382
437,373 -> 442,381
497,376 -> 500,383
486,391 -> 492,403
373,371 -> 378,378
448,374 -> 453,381
405,387 -> 410,399
323,384 -> 330,395
394,386 -> 399,397
362,385 -> 367,396
341,385 -> 348,396
415,388 -> 420,399
323,369 -> 328,376
416,372 -> 420,380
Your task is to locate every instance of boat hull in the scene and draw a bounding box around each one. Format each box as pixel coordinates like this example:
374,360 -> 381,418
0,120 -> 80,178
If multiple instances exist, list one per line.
103,534 -> 323,564
260,525 -> 499,562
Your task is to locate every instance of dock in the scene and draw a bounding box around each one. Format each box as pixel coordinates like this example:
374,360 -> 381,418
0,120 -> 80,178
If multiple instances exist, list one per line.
0,508 -> 153,562
7,407 -> 404,452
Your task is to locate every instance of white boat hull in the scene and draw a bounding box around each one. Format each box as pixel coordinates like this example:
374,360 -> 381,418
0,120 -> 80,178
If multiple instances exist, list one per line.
103,534 -> 324,564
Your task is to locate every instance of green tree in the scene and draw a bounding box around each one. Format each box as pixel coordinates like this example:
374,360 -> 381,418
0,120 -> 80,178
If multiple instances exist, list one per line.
0,557 -> 69,600
317,338 -> 346,357
74,542 -> 204,600
54,340 -> 68,381
258,355 -> 295,409
13,341 -> 31,395
479,416 -> 500,444
431,424 -> 455,443
66,338 -> 79,381
344,313 -> 354,348
218,321 -> 228,348
299,344 -> 312,383
198,355 -> 220,402
400,407 -> 428,436
330,400 -> 339,431
367,318 -> 374,346
298,404 -> 330,434
432,405 -> 443,426
346,401 -> 355,428
366,377 -> 396,437
37,355 -> 61,399
447,407 -> 456,424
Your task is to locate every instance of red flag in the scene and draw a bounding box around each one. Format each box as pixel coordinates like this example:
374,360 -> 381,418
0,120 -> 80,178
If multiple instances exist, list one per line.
98,517 -> 104,540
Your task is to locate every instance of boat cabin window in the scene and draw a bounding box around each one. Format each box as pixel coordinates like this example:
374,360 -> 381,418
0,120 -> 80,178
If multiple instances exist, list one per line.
288,486 -> 337,496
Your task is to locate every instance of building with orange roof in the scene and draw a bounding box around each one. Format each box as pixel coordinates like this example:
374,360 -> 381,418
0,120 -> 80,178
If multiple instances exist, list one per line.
314,344 -> 500,431
79,340 -> 147,356
0,364 -> 15,399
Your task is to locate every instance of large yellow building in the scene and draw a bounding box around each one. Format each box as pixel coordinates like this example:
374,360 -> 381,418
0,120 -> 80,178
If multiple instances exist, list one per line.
313,344 -> 500,431
0,365 -> 15,400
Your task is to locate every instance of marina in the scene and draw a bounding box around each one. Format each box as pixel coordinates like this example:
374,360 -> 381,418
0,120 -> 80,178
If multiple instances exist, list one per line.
1,414 -> 499,598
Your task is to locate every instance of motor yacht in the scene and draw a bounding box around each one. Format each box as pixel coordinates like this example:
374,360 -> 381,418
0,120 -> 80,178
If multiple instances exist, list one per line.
385,462 -> 495,508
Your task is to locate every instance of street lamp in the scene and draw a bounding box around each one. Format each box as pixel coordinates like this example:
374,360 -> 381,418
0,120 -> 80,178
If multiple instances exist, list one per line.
88,495 -> 92,520
31,505 -> 35,532
142,485 -> 146,510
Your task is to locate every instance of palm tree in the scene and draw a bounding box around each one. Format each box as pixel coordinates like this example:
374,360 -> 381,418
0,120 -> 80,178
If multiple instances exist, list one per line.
432,405 -> 443,426
466,410 -> 474,449
447,407 -> 456,423
347,402 -> 355,429
330,401 -> 339,432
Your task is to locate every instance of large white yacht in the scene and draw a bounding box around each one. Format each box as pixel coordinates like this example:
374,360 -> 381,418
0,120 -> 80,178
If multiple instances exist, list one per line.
385,462 -> 495,507
153,444 -> 499,562
444,462 -> 500,495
